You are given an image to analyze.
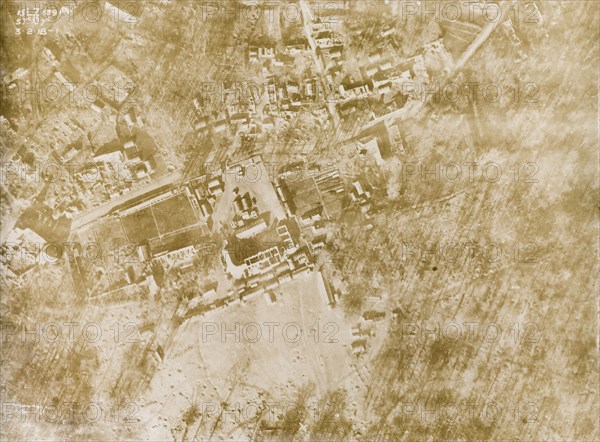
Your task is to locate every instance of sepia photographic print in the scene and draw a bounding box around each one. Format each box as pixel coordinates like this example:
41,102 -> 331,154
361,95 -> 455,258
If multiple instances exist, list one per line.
0,1 -> 599,441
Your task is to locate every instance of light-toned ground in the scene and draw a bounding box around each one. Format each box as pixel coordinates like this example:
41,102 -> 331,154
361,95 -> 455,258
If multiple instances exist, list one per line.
134,271 -> 360,440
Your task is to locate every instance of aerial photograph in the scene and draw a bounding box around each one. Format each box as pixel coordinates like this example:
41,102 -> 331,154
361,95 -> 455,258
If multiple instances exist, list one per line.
0,0 -> 598,441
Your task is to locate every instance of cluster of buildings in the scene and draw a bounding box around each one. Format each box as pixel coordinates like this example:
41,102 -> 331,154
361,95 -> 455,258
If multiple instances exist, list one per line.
68,65 -> 161,204
108,155 -> 354,310
188,2 -> 452,149
351,309 -> 387,356
342,42 -> 439,118
116,176 -> 226,271
60,155 -> 341,307
76,129 -> 157,201
7,50 -> 161,212
3,41 -> 82,106
0,206 -> 71,277
1,38 -> 165,281
350,178 -> 374,216
218,158 -> 318,301
247,44 -> 302,67
191,74 -> 331,143
276,162 -> 346,225
301,6 -> 452,127
69,173 -> 226,297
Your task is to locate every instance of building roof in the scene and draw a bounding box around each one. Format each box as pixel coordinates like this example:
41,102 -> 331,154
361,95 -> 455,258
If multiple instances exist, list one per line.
120,190 -> 202,245
235,218 -> 268,239
16,204 -> 71,243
